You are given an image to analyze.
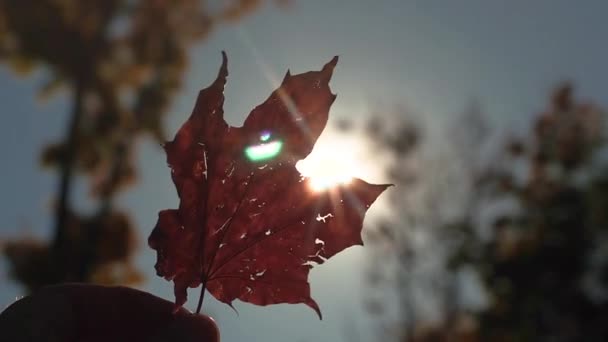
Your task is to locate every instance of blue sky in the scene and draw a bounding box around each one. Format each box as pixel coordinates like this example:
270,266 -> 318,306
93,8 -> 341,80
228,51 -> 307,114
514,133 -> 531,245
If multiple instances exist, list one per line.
1,1 -> 608,341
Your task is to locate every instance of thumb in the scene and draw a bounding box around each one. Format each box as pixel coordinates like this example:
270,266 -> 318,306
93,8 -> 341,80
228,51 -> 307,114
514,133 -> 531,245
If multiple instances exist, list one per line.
0,290 -> 75,342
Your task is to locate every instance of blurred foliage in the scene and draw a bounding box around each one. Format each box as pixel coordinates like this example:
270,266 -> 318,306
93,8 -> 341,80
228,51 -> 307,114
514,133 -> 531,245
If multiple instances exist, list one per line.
0,0 -> 286,291
468,84 -> 608,342
356,84 -> 608,341
4,210 -> 140,291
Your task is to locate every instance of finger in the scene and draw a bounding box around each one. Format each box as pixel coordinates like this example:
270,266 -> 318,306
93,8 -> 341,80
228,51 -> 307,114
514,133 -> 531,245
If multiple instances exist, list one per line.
149,313 -> 220,342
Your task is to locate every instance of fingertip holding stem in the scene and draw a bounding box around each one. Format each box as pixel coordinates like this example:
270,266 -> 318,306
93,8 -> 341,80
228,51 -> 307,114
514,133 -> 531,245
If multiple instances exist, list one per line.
163,312 -> 220,342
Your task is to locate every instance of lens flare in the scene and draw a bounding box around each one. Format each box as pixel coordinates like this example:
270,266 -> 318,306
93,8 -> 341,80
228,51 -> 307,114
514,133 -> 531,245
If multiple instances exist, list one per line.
245,140 -> 283,162
260,131 -> 272,142
308,173 -> 353,192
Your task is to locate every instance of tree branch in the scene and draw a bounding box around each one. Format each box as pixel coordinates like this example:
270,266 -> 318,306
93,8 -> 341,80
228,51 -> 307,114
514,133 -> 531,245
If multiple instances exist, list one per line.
52,77 -> 86,280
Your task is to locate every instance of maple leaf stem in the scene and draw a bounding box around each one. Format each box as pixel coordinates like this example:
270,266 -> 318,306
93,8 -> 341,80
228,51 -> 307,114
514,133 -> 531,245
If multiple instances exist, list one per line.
196,278 -> 207,314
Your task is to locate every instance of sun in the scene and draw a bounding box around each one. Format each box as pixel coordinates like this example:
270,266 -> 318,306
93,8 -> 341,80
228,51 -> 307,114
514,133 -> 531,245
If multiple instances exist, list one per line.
296,134 -> 376,192
298,154 -> 354,192
243,129 -> 378,192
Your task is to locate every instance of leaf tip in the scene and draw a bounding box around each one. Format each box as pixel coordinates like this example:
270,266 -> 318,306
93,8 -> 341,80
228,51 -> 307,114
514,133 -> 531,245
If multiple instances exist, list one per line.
330,92 -> 338,104
320,56 -> 338,81
327,55 -> 339,69
216,51 -> 229,86
307,298 -> 323,320
227,302 -> 240,316
282,69 -> 291,83
377,183 -> 394,197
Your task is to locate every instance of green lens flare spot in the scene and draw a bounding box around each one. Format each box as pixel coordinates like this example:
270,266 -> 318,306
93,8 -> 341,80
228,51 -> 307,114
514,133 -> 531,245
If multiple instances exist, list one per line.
245,140 -> 283,161
260,132 -> 271,142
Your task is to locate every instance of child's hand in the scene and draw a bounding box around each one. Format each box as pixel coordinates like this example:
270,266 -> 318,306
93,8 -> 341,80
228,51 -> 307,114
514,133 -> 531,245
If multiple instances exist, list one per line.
0,284 -> 219,341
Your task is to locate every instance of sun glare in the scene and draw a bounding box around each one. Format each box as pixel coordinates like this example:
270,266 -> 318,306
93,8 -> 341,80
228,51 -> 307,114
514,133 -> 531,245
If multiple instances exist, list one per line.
297,138 -> 371,192
307,166 -> 353,192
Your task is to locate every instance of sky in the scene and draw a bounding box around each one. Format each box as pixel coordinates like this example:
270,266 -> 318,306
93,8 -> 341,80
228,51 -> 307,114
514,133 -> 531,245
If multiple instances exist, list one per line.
1,1 -> 608,341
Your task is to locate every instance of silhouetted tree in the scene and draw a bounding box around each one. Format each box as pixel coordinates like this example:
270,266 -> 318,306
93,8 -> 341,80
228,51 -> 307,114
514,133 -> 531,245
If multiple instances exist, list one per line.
0,0 -> 285,292
352,104 -> 488,342
362,84 -> 608,342
465,84 -> 608,341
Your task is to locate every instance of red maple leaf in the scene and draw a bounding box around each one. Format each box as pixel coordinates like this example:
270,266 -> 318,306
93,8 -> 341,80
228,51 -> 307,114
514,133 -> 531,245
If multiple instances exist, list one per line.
148,52 -> 391,318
